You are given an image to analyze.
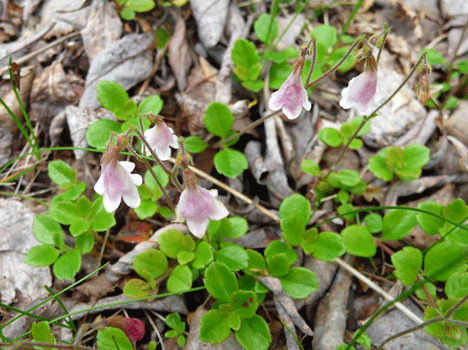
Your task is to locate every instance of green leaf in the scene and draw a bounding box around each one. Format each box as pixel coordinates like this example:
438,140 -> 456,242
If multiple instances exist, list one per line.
415,282 -> 436,301
254,14 -> 278,45
228,313 -> 241,330
134,199 -> 158,219
48,160 -> 77,189
225,217 -> 248,239
52,182 -> 86,204
235,314 -> 271,350
444,96 -> 459,110
309,231 -> 346,262
264,47 -> 298,64
443,198 -> 468,223
266,253 -> 290,277
138,94 -> 163,115
457,59 -> 468,74
123,278 -> 152,298
91,197 -> 116,231
49,201 -> 79,225
96,81 -> 130,119
191,241 -> 214,269
341,225 -> 376,258
334,169 -> 361,187
76,231 -> 94,255
53,249 -> 81,280
269,62 -> 291,89
158,229 -> 192,259
424,305 -> 467,349
199,310 -> 231,344
184,136 -> 208,153
231,290 -> 258,318
338,203 -> 356,222
126,0 -> 155,12
242,80 -> 264,92
391,246 -> 422,286
363,213 -> 382,234
279,194 -> 311,246
318,127 -> 342,147
301,227 -> 319,254
86,119 -> 122,149
422,48 -> 446,65
33,215 -> 62,246
301,159 -> 320,176
204,262 -> 238,302
280,267 -> 319,299
232,39 -> 260,70
368,154 -> 393,181
120,7 -> 135,20
167,265 -> 192,294
264,241 -> 297,265
134,249 -> 168,281
97,327 -> 133,350
214,149 -> 249,178
312,24 -> 337,51
446,273 -> 468,299
215,245 -> 249,271
424,240 -> 468,281
32,321 -> 55,349
416,201 -> 444,235
203,101 -> 233,139
24,245 -> 60,267
402,143 -> 430,169
177,250 -> 195,265
382,209 -> 417,240
245,249 -> 267,275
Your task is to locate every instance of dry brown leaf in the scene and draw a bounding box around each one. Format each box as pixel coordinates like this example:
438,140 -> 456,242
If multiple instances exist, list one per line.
168,15 -> 191,91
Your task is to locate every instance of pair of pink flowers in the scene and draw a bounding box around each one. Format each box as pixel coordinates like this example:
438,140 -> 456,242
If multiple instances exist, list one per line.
94,124 -> 228,238
269,55 -> 380,118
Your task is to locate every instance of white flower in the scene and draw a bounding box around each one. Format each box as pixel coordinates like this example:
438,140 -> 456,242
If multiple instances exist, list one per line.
144,122 -> 179,160
176,185 -> 229,238
94,146 -> 142,212
340,56 -> 381,115
269,57 -> 311,120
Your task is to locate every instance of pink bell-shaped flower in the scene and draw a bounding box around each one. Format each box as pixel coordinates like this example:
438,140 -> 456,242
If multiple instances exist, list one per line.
144,119 -> 179,161
269,57 -> 311,119
340,55 -> 380,115
176,169 -> 229,238
94,145 -> 142,212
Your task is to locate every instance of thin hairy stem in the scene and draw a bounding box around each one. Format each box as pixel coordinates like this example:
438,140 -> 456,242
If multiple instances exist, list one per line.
305,39 -> 317,87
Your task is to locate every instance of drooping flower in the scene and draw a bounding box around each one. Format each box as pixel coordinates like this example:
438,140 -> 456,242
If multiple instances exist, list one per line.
94,145 -> 142,212
269,56 -> 311,120
144,119 -> 179,161
340,55 -> 380,115
175,169 -> 229,238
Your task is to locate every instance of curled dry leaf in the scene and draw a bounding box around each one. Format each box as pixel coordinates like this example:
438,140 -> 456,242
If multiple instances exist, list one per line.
190,0 -> 229,48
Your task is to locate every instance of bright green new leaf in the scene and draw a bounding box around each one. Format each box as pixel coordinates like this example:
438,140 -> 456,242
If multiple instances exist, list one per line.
235,314 -> 271,350
312,24 -> 337,51
199,310 -> 231,344
214,149 -> 249,178
443,198 -> 468,223
254,14 -> 279,45
215,245 -> 249,271
264,240 -> 297,265
204,262 -> 238,302
231,290 -> 258,318
76,231 -> 94,255
279,194 -> 311,246
184,136 -> 208,153
368,154 -> 393,181
391,246 -> 422,286
97,327 -> 133,350
402,143 -> 430,169
48,160 -> 77,189
318,127 -> 342,147
341,225 -> 376,258
191,241 -> 214,269
120,7 -> 136,20
267,253 -> 290,277
53,249 -> 81,280
269,62 -> 291,89
424,305 -> 467,349
422,48 -> 446,65
310,231 -> 346,262
446,273 -> 468,299
231,39 -> 260,70
138,94 -> 163,115
225,217 -> 248,239
203,101 -> 233,138
245,249 -> 267,275
91,197 -> 116,231
32,321 -> 55,349
134,199 -> 158,219
123,278 -> 152,298
301,159 -> 320,176
158,229 -> 192,259
228,313 -> 241,330
96,81 -> 129,119
382,209 -> 417,240
363,213 -> 382,234
33,215 -> 62,246
280,267 -> 319,299
134,249 -> 168,281
177,251 -> 195,265
167,265 -> 192,293
24,245 -> 60,267
416,201 -> 444,235
424,240 -> 467,281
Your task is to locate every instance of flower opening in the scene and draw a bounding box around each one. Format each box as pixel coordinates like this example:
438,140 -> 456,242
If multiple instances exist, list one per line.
144,122 -> 179,161
94,146 -> 142,212
269,57 -> 311,120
